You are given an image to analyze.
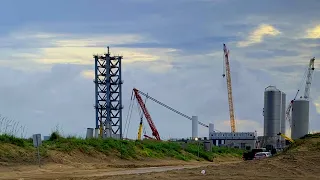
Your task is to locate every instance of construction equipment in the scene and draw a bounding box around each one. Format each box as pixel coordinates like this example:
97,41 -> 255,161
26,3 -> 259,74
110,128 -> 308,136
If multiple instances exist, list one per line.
134,88 -> 209,128
131,87 -> 211,140
137,94 -> 148,140
277,132 -> 294,143
285,57 -> 315,128
303,57 -> 315,99
242,148 -> 267,161
222,43 -> 236,132
133,88 -> 161,140
137,117 -> 143,140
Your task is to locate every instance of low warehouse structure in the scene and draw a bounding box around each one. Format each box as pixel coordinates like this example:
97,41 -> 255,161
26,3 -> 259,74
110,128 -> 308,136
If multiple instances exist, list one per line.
209,131 -> 258,150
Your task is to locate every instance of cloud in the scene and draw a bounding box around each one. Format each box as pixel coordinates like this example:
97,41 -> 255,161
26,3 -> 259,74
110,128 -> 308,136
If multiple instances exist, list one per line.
0,31 -> 177,73
237,24 -> 281,47
306,25 -> 320,39
81,70 -> 94,79
0,0 -> 319,140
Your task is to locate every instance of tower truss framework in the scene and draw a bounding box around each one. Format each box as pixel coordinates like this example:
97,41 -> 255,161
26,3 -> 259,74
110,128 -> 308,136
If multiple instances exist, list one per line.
94,47 -> 123,139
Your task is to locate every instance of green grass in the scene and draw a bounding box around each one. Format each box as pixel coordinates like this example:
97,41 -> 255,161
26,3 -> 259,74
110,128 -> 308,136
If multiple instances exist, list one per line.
278,133 -> 320,154
0,134 -> 32,147
0,132 -> 245,162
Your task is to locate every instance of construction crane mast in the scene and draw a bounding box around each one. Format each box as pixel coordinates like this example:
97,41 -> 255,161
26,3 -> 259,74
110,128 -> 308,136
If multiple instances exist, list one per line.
222,43 -> 236,132
285,57 -> 315,128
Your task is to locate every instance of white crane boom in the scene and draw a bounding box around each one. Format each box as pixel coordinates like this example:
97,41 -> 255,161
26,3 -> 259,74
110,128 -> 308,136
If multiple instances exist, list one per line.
303,57 -> 315,99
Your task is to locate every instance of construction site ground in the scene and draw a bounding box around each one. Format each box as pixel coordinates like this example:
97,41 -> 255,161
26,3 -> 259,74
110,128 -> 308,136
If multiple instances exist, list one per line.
1,135 -> 320,180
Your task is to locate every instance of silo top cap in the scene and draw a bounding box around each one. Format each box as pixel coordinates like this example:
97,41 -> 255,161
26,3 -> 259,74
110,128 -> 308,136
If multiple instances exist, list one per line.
265,85 -> 279,91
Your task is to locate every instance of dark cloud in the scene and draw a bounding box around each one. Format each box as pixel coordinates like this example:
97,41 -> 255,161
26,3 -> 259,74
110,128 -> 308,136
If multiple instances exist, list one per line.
245,49 -> 300,59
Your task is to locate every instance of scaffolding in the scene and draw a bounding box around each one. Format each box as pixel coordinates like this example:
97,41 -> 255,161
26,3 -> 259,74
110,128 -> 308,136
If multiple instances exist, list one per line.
94,47 -> 123,139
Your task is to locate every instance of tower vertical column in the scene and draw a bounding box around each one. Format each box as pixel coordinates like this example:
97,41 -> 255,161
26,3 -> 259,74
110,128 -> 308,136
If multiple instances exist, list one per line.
94,56 -> 99,129
94,54 -> 107,137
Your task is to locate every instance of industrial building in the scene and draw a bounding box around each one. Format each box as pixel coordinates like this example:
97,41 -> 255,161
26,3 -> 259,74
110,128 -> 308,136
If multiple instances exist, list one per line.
87,43 -> 314,148
262,85 -> 286,148
259,58 -> 315,148
209,131 -> 258,150
208,123 -> 257,150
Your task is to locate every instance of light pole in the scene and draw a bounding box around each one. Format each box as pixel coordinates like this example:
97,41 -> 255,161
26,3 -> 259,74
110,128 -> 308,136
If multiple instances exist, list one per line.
195,137 -> 199,158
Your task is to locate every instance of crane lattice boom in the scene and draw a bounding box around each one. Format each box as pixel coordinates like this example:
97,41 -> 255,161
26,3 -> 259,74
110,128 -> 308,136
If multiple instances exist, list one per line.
133,88 -> 161,140
136,88 -> 209,128
303,57 -> 315,99
223,44 -> 236,133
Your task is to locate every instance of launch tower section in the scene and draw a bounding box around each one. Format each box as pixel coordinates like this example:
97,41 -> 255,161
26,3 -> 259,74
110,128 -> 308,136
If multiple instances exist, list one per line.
94,47 -> 123,139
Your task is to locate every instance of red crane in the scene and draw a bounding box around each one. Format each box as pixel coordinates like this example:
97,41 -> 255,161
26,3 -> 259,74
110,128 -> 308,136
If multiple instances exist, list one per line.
133,88 -> 161,140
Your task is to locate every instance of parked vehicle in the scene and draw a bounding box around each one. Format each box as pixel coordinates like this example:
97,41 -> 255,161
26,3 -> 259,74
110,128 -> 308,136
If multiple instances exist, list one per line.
242,148 -> 267,160
254,152 -> 272,160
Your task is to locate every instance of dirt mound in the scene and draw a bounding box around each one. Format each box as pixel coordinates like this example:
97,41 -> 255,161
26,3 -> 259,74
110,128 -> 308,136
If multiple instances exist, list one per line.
7,134 -> 320,179
111,134 -> 320,180
0,134 -> 245,168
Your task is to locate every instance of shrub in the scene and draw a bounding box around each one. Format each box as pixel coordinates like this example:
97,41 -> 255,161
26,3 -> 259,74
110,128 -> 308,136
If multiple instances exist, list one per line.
49,131 -> 62,141
0,134 -> 29,147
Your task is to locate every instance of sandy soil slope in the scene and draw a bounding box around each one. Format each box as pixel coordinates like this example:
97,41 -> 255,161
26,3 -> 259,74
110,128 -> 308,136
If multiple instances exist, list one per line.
105,138 -> 320,180
0,158 -> 219,180
2,137 -> 320,180
0,156 -> 240,180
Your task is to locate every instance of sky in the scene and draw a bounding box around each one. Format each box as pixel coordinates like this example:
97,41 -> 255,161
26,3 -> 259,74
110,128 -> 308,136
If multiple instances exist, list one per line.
0,0 -> 319,139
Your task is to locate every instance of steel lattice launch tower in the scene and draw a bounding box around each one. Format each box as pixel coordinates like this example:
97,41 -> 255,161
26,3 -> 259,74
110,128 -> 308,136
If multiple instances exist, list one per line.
94,47 -> 123,139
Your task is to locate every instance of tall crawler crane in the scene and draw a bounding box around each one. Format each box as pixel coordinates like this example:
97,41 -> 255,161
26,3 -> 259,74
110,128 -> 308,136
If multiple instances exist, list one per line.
285,57 -> 315,128
129,88 -> 210,140
222,44 -> 236,132
133,88 -> 161,140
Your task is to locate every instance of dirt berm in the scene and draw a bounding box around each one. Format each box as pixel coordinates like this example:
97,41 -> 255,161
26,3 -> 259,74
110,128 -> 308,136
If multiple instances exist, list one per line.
105,133 -> 320,180
1,133 -> 320,179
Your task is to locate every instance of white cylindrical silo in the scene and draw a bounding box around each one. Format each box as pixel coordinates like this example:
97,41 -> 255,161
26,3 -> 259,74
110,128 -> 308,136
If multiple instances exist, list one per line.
94,128 -> 99,138
280,92 -> 286,138
263,86 -> 286,146
104,121 -> 112,138
209,123 -> 214,137
86,128 -> 94,139
264,86 -> 283,137
291,99 -> 309,139
192,116 -> 198,139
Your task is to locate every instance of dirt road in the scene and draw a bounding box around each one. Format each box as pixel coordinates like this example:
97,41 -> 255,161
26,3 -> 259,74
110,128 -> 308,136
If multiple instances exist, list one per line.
1,153 -> 320,180
0,154 -> 240,180
0,164 -> 208,180
106,141 -> 320,180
